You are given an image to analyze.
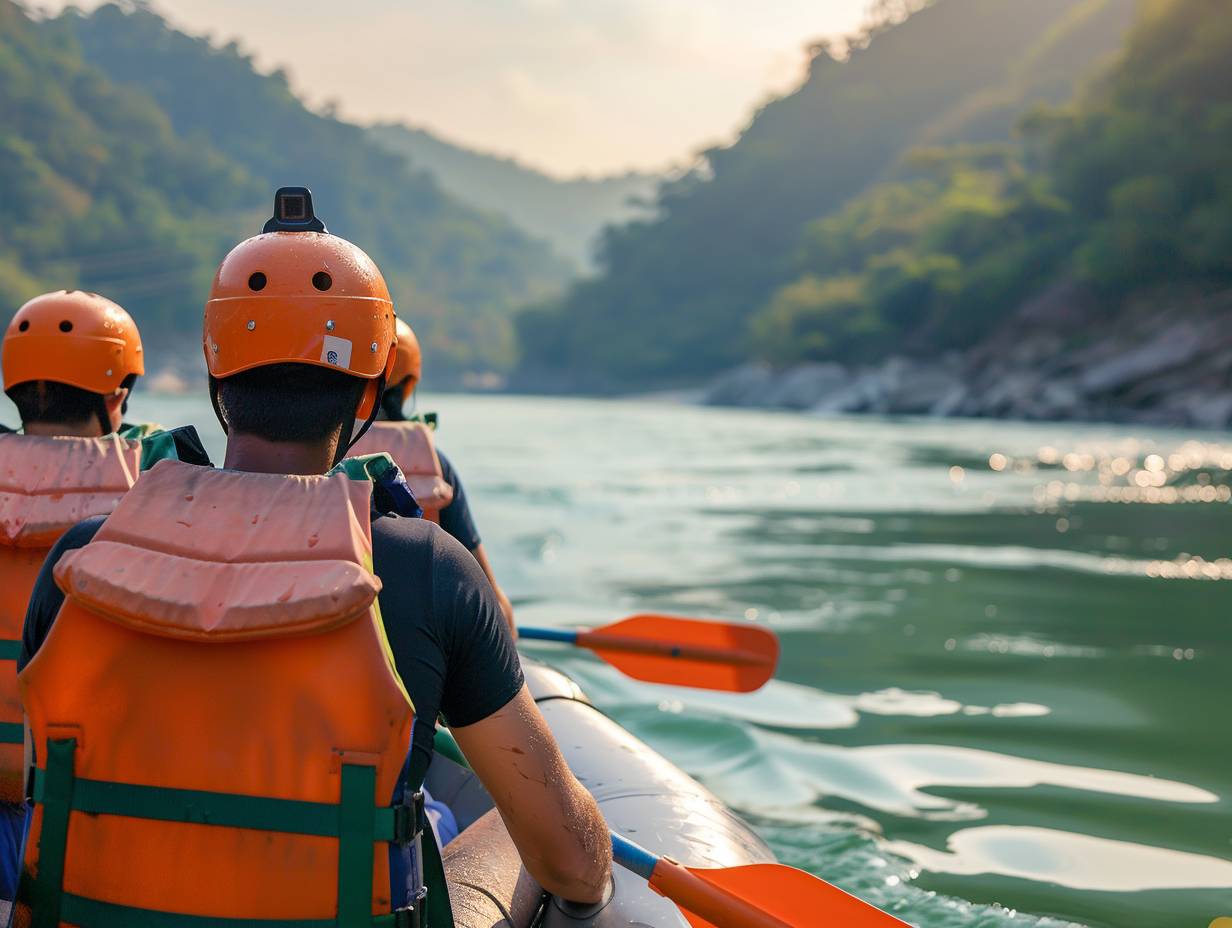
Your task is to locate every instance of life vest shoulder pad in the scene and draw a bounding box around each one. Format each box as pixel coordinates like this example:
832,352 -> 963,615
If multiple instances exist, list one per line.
53,459 -> 382,641
352,421 -> 453,514
0,433 -> 142,547
18,459 -> 418,919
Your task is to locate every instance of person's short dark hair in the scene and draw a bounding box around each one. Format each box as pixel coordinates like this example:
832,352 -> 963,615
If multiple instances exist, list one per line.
6,373 -> 136,429
215,363 -> 367,442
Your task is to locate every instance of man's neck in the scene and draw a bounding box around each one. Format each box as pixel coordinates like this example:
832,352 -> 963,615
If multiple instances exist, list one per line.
223,432 -> 339,476
22,420 -> 104,438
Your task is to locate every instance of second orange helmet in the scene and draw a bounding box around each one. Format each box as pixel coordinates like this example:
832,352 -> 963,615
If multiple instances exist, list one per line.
3,290 -> 144,395
390,318 -> 422,402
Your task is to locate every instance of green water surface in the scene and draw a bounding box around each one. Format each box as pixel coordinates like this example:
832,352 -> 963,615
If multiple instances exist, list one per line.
131,394 -> 1232,928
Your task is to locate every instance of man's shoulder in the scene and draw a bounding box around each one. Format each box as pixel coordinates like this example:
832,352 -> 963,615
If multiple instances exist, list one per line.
58,515 -> 107,552
373,514 -> 470,556
371,514 -> 482,581
435,447 -> 456,480
371,512 -> 438,548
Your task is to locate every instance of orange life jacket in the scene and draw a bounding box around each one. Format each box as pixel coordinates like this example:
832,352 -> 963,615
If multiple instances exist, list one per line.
350,421 -> 453,523
18,459 -> 433,927
0,434 -> 143,802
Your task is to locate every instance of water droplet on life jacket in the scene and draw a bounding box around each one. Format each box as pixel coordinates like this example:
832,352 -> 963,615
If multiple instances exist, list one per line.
184,495 -> 194,502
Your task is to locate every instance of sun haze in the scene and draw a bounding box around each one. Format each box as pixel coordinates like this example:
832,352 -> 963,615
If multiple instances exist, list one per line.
35,0 -> 873,177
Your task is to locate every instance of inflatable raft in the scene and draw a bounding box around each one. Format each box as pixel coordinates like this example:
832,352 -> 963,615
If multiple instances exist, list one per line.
429,659 -> 776,927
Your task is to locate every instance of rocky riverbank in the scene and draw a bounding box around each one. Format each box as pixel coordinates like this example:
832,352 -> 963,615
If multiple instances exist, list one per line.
703,286 -> 1232,430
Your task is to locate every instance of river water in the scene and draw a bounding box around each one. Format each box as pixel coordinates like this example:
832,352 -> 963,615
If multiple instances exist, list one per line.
110,394 -> 1232,926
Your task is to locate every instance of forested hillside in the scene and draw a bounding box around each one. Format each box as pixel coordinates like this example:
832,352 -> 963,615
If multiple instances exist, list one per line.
1,1 -> 569,380
369,124 -> 657,269
0,0 -> 253,347
750,0 -> 1232,368
514,0 -> 1140,390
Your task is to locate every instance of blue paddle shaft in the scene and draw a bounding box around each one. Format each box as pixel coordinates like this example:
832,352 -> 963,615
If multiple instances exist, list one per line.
517,626 -> 580,645
610,831 -> 658,881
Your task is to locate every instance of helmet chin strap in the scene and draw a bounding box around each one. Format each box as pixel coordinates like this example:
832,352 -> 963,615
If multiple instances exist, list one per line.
94,394 -> 113,438
208,376 -> 229,436
332,374 -> 386,468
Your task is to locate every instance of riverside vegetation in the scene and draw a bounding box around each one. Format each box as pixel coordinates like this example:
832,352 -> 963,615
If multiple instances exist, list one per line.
515,0 -> 1232,428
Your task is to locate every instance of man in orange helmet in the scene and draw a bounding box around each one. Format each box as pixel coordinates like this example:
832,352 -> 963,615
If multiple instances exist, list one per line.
16,189 -> 609,926
352,318 -> 517,631
0,291 -> 209,905
2,290 -> 143,440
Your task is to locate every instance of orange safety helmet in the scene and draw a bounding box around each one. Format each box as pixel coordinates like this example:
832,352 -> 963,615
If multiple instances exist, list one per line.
203,187 -> 396,424
390,318 -> 422,402
2,290 -> 144,395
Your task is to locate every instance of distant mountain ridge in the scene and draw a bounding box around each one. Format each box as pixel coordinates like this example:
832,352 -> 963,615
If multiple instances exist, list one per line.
369,123 -> 659,269
0,1 -> 569,383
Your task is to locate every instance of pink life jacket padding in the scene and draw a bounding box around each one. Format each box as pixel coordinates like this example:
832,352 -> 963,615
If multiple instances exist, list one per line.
349,421 -> 453,522
0,433 -> 143,800
53,459 -> 382,642
0,433 -> 142,547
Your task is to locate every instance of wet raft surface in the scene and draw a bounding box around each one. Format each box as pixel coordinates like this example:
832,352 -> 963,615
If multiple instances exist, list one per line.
428,661 -> 774,927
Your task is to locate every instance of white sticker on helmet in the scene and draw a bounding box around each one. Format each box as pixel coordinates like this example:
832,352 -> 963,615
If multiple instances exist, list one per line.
321,335 -> 353,369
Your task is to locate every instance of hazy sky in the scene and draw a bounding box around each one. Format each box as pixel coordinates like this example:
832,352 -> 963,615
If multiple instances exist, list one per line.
37,0 -> 874,177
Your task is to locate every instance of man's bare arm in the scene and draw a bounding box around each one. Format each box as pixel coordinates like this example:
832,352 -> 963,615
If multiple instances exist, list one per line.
451,685 -> 611,903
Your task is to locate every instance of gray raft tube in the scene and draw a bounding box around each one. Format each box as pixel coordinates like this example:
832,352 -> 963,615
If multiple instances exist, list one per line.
425,660 -> 775,927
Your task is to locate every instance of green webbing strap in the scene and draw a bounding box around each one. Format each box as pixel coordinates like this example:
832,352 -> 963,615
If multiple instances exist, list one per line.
137,428 -> 179,471
118,422 -> 165,442
420,826 -> 451,928
337,763 -> 378,926
430,727 -> 468,769
412,728 -> 459,928
32,737 -> 76,928
30,768 -> 398,841
57,894 -> 417,927
330,453 -> 398,484
0,640 -> 21,743
405,412 -> 438,431
59,895 -> 339,928
27,761 -> 424,925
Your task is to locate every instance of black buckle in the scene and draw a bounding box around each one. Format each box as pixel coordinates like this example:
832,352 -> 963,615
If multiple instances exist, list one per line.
392,887 -> 428,928
393,789 -> 426,845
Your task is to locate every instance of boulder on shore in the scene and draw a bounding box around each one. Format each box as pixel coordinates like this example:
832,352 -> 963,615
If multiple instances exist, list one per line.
698,290 -> 1232,428
702,363 -> 777,407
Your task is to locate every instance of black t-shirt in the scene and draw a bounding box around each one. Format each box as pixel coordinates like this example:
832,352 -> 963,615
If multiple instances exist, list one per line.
436,450 -> 481,552
20,508 -> 521,777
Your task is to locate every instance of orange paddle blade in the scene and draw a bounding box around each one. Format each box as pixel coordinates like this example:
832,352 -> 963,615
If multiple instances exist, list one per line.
576,614 -> 778,692
652,860 -> 912,928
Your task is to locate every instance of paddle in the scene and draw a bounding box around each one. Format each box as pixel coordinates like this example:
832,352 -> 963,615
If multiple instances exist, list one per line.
612,832 -> 913,928
518,614 -> 779,692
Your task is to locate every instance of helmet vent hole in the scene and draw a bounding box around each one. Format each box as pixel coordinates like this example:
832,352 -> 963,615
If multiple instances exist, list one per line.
312,272 -> 333,292
59,320 -> 73,333
17,320 -> 29,332
248,272 -> 267,292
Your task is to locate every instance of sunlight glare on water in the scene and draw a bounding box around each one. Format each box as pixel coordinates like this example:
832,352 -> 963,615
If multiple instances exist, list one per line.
129,392 -> 1232,928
